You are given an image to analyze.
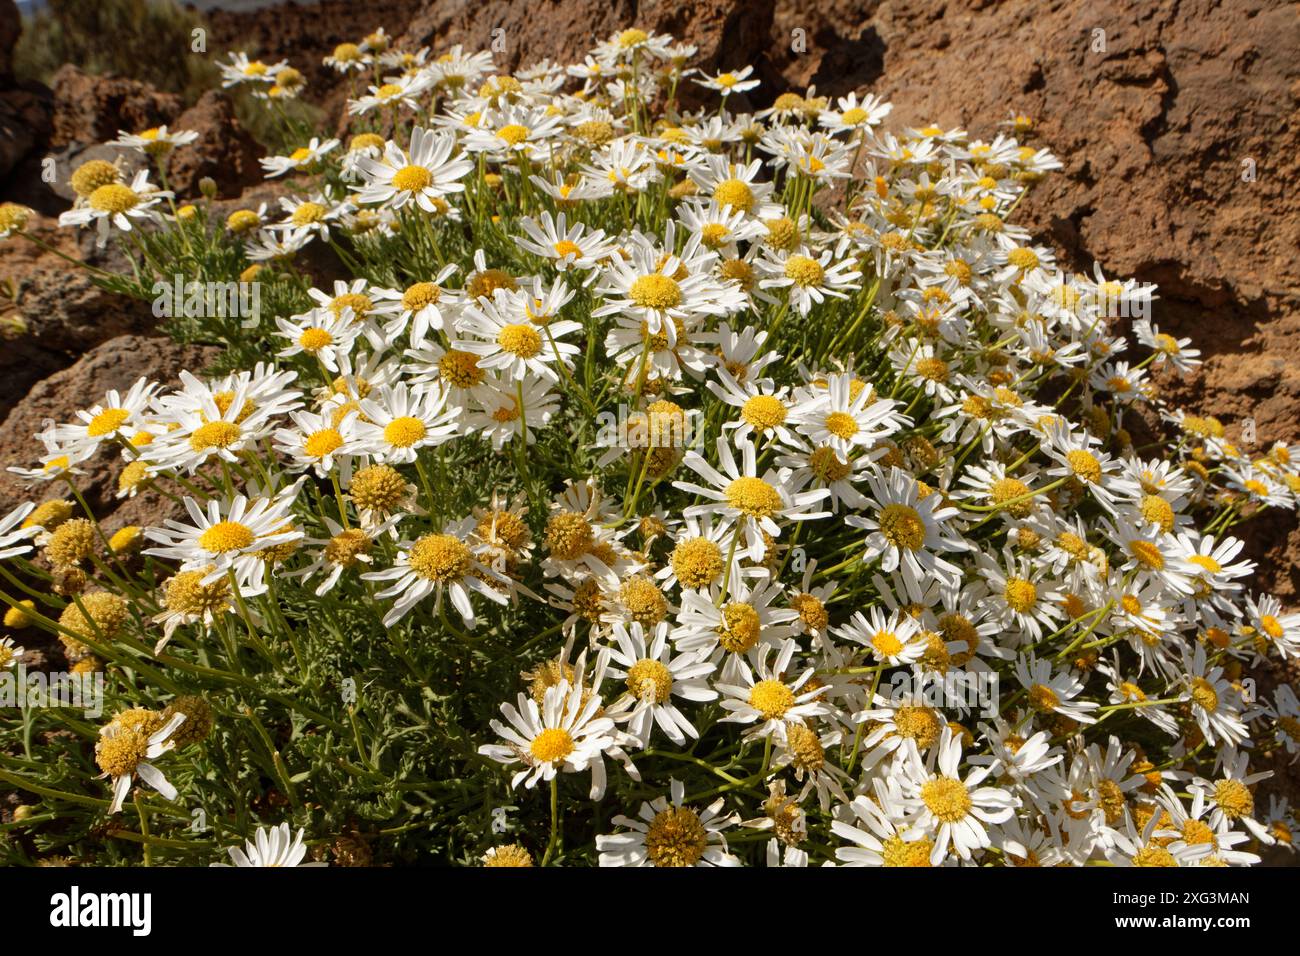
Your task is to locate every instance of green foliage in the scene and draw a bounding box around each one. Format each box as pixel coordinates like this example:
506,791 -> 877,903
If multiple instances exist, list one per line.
13,0 -> 217,101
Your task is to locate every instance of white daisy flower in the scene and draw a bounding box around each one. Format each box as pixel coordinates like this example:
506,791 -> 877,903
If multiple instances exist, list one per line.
596,778 -> 739,867
213,823 -> 327,867
95,711 -> 186,814
604,621 -> 716,747
353,126 -> 473,212
362,518 -> 509,628
899,726 -> 1018,864
674,437 -> 831,563
478,674 -> 616,798
354,381 -> 461,464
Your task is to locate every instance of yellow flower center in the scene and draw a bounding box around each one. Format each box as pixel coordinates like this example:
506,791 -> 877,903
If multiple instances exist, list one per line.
304,428 -> 343,458
824,411 -> 858,440
1066,449 -> 1102,483
298,327 -> 333,352
402,282 -> 442,311
88,184 -> 139,214
392,165 -> 433,192
1261,614 -> 1284,639
741,394 -> 787,431
882,835 -> 934,867
349,464 -> 408,512
618,28 -> 649,48
383,416 -> 427,448
467,268 -> 517,299
671,537 -> 724,589
1006,246 -> 1039,270
629,274 -> 683,310
1028,683 -> 1060,712
497,124 -> 530,146
749,679 -> 796,720
96,729 -> 150,777
1182,819 -> 1217,846
620,575 -> 667,627
644,806 -> 708,867
1004,577 -> 1038,612
1139,494 -> 1174,531
1128,540 -> 1165,570
70,160 -> 120,197
330,292 -> 372,319
324,528 -> 371,567
790,592 -> 828,633
784,255 -> 825,287
189,420 -> 241,452
840,107 -> 868,125
197,520 -> 255,553
627,658 -> 673,703
758,218 -> 797,254
895,705 -> 941,748
438,349 -> 485,388
1213,779 -> 1253,819
227,209 -> 261,233
408,534 -> 471,582
713,178 -> 755,213
290,201 -> 327,225
921,777 -> 972,823
497,323 -> 542,358
1190,677 -> 1219,712
990,477 -> 1032,517
87,408 -> 130,437
808,446 -> 851,483
1133,845 -> 1178,867
529,727 -> 574,763
717,601 -> 761,653
878,503 -> 926,551
553,239 -> 583,259
545,512 -> 593,560
872,630 -> 903,657
725,476 -> 782,518
350,133 -> 385,151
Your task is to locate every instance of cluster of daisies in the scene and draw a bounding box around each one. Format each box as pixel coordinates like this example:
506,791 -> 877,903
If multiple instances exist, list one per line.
2,24 -> 1299,868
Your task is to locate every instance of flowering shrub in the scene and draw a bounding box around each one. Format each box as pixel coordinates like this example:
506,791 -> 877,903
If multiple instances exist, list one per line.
1,26 -> 1298,868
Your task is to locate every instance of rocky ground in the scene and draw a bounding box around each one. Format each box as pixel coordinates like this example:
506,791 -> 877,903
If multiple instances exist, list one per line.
1,0 -> 1298,860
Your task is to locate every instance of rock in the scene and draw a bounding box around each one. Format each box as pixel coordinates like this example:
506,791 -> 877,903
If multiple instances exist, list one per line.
398,0 -> 774,76
165,90 -> 264,198
0,84 -> 50,182
13,266 -> 156,355
48,64 -> 182,148
0,210 -> 157,418
202,0 -> 425,114
0,335 -> 220,525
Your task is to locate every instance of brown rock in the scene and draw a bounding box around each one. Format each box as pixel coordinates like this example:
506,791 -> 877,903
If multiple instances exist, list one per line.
165,90 -> 264,198
14,266 -> 155,353
201,0 -> 424,111
0,334 -> 220,525
48,64 -> 182,148
0,210 -> 158,418
398,0 -> 774,76
0,85 -> 51,182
